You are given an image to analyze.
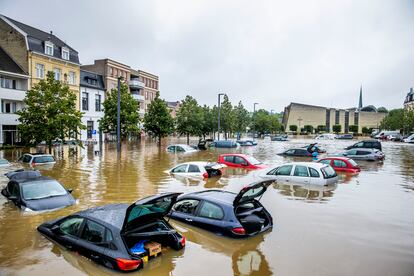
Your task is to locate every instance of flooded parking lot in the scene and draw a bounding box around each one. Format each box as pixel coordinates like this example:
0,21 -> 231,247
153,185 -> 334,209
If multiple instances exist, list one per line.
0,137 -> 413,276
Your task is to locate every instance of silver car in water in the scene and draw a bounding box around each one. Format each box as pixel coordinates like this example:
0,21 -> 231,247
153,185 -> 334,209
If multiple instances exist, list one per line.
340,148 -> 385,161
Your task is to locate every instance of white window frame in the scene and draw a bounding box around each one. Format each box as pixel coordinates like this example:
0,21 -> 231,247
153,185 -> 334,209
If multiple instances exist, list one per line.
45,41 -> 54,56
36,63 -> 45,79
62,47 -> 70,60
54,68 -> 61,81
68,71 -> 76,85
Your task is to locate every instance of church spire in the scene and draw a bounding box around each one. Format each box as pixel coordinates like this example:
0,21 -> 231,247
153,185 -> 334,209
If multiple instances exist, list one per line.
358,85 -> 363,110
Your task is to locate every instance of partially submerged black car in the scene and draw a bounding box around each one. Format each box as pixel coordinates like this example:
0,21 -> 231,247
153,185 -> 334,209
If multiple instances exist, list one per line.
168,180 -> 273,238
37,193 -> 185,272
1,170 -> 75,211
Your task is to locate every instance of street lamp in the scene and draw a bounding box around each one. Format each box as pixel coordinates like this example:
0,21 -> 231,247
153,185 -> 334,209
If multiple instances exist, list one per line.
117,76 -> 123,153
217,93 -> 226,140
253,103 -> 258,140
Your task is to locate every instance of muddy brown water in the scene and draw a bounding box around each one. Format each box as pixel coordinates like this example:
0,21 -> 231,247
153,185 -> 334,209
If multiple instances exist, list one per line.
0,138 -> 413,276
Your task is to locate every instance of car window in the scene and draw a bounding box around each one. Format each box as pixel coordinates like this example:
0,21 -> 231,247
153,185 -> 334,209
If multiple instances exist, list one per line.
176,146 -> 185,152
309,167 -> 320,178
285,149 -> 295,155
348,159 -> 358,167
234,156 -> 247,165
21,155 -> 32,163
276,165 -> 293,176
293,165 -> 309,177
333,160 -> 347,167
60,217 -> 84,236
81,220 -> 107,244
33,156 -> 55,163
321,166 -> 337,179
357,151 -> 369,155
171,164 -> 188,173
355,142 -> 363,148
244,156 -> 261,165
319,159 -> 331,165
188,164 -> 201,173
223,156 -> 234,163
295,149 -> 307,155
21,180 -> 67,200
8,182 -> 20,197
172,199 -> 200,215
364,142 -> 372,148
347,150 -> 357,155
167,146 -> 175,152
198,201 -> 224,220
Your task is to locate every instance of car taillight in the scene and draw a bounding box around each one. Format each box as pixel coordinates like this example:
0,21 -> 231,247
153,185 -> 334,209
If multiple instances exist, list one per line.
180,236 -> 186,247
231,227 -> 246,235
202,172 -> 209,178
116,258 -> 141,271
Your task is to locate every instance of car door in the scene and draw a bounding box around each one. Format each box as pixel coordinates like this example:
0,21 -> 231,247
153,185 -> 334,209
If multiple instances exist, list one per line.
187,164 -> 203,177
77,219 -> 110,265
192,200 -> 226,235
234,156 -> 248,168
345,149 -> 358,159
332,159 -> 347,172
222,155 -> 235,167
308,167 -> 322,185
264,165 -> 293,183
290,165 -> 310,184
170,199 -> 201,225
55,216 -> 85,251
170,164 -> 189,176
7,181 -> 22,208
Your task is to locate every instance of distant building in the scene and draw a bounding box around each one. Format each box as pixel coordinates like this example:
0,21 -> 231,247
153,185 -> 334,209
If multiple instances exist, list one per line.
167,101 -> 181,118
79,70 -> 105,141
0,47 -> 29,146
282,90 -> 387,133
404,87 -> 414,109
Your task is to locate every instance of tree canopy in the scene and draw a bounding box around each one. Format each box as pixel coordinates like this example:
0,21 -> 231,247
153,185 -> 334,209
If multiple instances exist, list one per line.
175,95 -> 203,144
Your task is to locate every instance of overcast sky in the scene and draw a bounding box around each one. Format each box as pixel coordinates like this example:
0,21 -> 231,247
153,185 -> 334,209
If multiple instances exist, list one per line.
1,0 -> 413,112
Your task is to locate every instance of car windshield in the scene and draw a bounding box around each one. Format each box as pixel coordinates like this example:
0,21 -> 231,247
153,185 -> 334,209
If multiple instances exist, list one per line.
348,159 -> 358,167
22,180 -> 67,200
244,156 -> 261,165
321,166 -> 337,179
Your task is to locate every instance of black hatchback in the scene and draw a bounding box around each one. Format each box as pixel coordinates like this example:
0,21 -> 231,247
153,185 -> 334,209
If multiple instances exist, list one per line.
37,193 -> 185,272
278,148 -> 312,157
345,140 -> 382,151
168,180 -> 273,238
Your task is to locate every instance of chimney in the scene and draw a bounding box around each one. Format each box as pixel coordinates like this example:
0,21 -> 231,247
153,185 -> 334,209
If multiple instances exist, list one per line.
50,31 -> 53,35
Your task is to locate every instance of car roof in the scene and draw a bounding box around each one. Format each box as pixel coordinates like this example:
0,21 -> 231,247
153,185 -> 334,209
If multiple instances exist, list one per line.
319,157 -> 351,162
14,176 -> 57,184
359,140 -> 380,143
219,153 -> 248,157
174,161 -> 209,166
22,153 -> 53,157
183,190 -> 237,205
75,203 -> 129,230
348,148 -> 376,151
272,162 -> 327,169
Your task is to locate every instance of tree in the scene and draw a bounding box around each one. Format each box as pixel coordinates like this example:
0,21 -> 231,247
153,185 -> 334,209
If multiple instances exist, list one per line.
233,101 -> 250,136
289,125 -> 298,132
252,109 -> 271,136
199,105 -> 215,139
175,95 -> 202,144
99,82 -> 140,138
219,95 -> 234,139
333,124 -> 342,133
362,127 -> 371,135
269,114 -> 281,133
143,93 -> 174,146
17,71 -> 85,152
317,125 -> 326,133
380,109 -> 404,131
303,125 -> 313,134
349,125 -> 359,133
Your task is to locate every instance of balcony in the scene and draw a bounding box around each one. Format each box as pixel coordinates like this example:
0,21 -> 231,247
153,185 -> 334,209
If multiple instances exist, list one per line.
0,87 -> 26,101
132,93 -> 145,101
129,79 -> 145,89
0,113 -> 20,125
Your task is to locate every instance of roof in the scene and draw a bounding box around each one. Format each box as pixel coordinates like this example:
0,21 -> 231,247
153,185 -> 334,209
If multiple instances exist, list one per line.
167,101 -> 180,107
187,190 -> 237,205
76,203 -> 129,230
219,153 -> 249,157
15,176 -> 56,184
2,15 -> 79,64
80,70 -> 105,90
0,46 -> 26,75
269,162 -> 328,169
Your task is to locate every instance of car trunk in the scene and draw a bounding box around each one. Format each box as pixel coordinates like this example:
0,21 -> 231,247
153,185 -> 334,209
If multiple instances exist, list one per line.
232,180 -> 273,235
205,163 -> 226,178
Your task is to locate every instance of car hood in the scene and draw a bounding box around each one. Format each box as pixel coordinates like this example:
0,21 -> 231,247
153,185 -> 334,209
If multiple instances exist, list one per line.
233,180 -> 273,206
122,192 -> 182,234
25,194 -> 76,211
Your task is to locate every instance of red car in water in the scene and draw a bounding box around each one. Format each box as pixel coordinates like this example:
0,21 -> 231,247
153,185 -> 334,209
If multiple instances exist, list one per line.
218,154 -> 267,169
317,157 -> 361,173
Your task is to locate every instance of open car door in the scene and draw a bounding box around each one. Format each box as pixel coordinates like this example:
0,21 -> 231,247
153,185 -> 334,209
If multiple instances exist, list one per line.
233,180 -> 273,206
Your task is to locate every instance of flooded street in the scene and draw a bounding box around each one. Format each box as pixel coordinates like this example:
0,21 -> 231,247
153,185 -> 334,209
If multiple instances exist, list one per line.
0,138 -> 413,276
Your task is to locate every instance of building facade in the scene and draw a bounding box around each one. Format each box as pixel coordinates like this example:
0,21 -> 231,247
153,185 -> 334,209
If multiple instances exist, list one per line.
0,47 -> 29,146
283,102 -> 387,133
404,87 -> 414,109
167,101 -> 181,118
79,70 -> 105,142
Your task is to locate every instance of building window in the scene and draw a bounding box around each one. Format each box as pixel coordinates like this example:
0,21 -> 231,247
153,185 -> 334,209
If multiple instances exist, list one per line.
5,102 -> 10,113
82,92 -> 89,111
68,71 -> 76,85
108,67 -> 113,76
62,48 -> 69,60
0,77 -> 16,89
87,121 -> 94,139
95,94 -> 101,111
45,41 -> 54,56
36,63 -> 45,79
87,78 -> 97,86
54,68 -> 61,81
335,110 -> 340,125
354,112 -> 359,126
12,102 -> 17,113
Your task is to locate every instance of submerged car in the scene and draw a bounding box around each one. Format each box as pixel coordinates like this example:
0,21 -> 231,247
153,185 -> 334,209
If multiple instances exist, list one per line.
403,134 -> 414,143
166,144 -> 198,153
345,140 -> 382,151
0,158 -> 10,167
168,180 -> 273,238
236,139 -> 258,146
18,153 -> 56,166
1,174 -> 75,211
209,140 -> 238,148
218,154 -> 267,169
278,148 -> 312,157
317,157 -> 361,173
271,135 -> 289,141
167,162 -> 226,178
37,193 -> 186,272
339,148 -> 385,161
315,134 -> 335,140
302,143 -> 326,153
335,134 -> 353,140
261,162 -> 338,186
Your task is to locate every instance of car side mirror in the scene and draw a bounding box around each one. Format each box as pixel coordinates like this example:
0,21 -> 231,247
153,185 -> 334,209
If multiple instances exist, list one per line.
51,224 -> 62,235
67,189 -> 73,194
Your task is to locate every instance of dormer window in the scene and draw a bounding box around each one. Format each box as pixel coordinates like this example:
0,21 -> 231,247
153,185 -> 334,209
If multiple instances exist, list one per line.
62,47 -> 69,60
45,41 -> 54,56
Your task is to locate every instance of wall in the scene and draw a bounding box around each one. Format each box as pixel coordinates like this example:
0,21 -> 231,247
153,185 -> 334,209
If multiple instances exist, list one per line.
0,18 -> 28,73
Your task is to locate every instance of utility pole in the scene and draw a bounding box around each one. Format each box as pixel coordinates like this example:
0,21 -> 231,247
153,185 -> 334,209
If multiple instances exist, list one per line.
253,103 -> 258,140
117,77 -> 122,153
217,93 -> 225,140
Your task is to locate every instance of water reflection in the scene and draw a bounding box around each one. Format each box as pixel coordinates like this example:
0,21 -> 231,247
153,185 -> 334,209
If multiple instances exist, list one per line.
273,182 -> 337,202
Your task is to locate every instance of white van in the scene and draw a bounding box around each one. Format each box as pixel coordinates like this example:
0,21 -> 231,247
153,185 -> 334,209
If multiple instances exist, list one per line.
374,131 -> 400,139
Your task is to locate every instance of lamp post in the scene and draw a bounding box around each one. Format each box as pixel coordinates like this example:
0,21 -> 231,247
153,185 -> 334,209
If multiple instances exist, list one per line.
117,76 -> 123,153
253,103 -> 258,140
217,93 -> 226,140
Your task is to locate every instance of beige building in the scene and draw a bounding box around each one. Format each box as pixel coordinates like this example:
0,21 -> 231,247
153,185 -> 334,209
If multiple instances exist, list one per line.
81,59 -> 158,117
404,87 -> 414,109
283,102 -> 387,133
167,101 -> 181,118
